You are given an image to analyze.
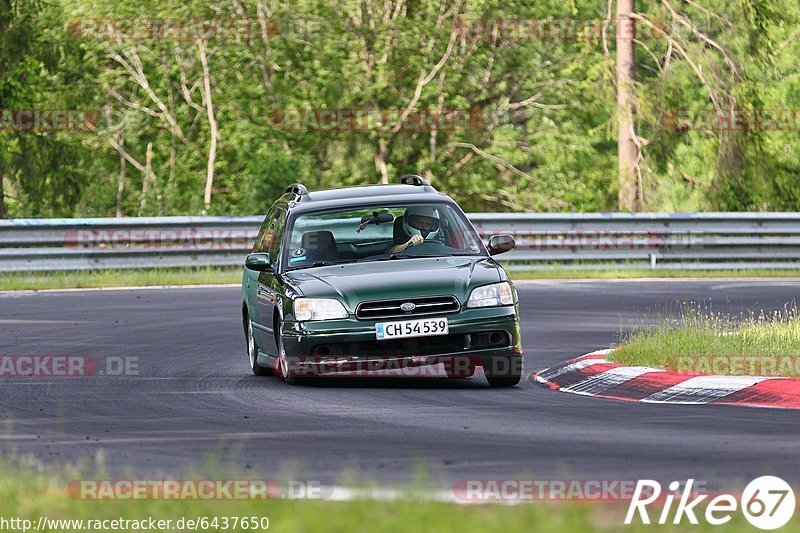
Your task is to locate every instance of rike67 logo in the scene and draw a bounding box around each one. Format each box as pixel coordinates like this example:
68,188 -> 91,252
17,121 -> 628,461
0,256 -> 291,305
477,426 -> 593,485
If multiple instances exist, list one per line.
625,477 -> 795,530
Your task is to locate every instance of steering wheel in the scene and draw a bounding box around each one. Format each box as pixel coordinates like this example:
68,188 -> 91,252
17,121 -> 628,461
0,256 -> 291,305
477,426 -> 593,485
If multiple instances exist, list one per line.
407,241 -> 450,254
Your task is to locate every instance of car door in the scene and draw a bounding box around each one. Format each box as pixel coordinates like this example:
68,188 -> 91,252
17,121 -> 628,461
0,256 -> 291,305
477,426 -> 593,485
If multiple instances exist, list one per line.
245,207 -> 281,352
254,207 -> 287,356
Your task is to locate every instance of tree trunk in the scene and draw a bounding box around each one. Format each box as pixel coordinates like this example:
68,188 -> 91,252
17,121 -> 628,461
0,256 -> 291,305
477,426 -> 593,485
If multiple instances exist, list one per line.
139,142 -> 153,214
374,138 -> 389,184
0,167 -> 6,219
616,0 -> 638,211
116,136 -> 126,217
198,40 -> 218,213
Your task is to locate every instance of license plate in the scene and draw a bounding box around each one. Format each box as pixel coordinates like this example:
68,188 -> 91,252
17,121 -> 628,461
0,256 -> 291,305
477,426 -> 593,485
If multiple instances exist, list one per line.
375,317 -> 449,340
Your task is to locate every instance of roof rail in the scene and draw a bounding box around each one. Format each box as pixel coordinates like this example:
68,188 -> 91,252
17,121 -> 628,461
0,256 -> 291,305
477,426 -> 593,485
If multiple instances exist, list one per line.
285,183 -> 309,197
399,175 -> 431,187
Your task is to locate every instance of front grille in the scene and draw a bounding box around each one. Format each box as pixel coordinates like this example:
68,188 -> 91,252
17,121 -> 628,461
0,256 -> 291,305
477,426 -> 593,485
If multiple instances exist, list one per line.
355,295 -> 460,320
307,330 -> 510,358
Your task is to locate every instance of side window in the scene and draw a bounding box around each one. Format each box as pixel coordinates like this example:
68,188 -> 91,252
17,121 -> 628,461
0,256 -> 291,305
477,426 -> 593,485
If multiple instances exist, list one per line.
253,208 -> 279,253
268,209 -> 288,261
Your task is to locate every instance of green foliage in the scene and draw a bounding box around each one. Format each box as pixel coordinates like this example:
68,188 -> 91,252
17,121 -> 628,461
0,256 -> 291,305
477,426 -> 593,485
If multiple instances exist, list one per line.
1,0 -> 799,217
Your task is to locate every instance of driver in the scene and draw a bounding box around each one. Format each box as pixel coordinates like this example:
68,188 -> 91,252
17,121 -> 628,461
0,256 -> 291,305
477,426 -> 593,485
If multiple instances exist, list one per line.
389,205 -> 440,254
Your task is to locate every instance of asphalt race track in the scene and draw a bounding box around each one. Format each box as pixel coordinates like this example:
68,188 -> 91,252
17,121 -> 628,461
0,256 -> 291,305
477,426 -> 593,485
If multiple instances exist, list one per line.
2,279 -> 799,491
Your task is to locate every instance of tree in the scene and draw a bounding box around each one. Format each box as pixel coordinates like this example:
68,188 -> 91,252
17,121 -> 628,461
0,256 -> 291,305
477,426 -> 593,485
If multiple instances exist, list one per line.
616,0 -> 638,211
1,0 -> 798,217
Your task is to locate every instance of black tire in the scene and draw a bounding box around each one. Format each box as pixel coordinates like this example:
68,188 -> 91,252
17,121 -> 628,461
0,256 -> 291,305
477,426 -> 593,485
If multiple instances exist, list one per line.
276,319 -> 301,385
246,314 -> 272,376
484,356 -> 522,387
443,356 -> 476,378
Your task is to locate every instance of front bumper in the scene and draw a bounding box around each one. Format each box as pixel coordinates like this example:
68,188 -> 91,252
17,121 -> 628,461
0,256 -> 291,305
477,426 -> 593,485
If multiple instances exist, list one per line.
281,305 -> 521,375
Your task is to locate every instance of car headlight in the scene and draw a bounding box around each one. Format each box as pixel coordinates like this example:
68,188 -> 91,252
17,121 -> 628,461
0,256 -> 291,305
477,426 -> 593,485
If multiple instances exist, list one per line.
467,282 -> 514,308
294,298 -> 348,321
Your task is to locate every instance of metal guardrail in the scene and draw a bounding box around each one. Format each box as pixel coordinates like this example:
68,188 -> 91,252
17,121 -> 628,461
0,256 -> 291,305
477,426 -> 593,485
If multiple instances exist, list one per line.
2,213 -> 800,272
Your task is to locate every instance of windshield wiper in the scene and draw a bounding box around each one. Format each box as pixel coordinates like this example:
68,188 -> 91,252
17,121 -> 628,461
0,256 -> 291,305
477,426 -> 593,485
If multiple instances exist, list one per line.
370,253 -> 442,261
351,254 -> 405,264
288,259 -> 352,270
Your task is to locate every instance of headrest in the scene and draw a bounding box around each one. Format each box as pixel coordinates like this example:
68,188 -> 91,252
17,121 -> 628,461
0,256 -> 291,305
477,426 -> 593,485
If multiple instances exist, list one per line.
301,230 -> 336,251
393,216 -> 410,242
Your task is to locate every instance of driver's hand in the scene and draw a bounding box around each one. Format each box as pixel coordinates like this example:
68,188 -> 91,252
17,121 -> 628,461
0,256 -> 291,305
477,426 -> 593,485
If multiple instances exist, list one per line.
406,234 -> 424,248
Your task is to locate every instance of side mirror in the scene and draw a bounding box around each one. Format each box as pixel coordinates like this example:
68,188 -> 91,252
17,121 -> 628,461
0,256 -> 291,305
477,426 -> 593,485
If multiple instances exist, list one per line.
487,234 -> 515,256
245,252 -> 272,271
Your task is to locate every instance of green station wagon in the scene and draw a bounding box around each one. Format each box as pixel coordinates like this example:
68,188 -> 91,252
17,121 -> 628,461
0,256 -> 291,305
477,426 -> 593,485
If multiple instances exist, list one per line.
241,176 -> 522,386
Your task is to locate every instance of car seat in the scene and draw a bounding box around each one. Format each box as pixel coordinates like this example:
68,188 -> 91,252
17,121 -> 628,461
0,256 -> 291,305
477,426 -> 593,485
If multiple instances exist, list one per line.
300,230 -> 338,262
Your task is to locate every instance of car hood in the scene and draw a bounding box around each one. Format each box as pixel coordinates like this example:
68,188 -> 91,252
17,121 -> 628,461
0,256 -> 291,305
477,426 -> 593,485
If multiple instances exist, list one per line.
283,256 -> 502,310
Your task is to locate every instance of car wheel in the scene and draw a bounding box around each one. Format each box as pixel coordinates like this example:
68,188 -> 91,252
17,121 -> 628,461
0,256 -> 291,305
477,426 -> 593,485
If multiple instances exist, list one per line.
443,357 -> 476,378
275,320 -> 299,385
484,356 -> 522,387
247,315 -> 272,376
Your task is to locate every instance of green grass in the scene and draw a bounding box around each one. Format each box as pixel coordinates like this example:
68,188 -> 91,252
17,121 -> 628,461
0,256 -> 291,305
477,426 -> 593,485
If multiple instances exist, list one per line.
0,268 -> 242,291
0,456 -> 767,532
612,302 -> 800,377
1,266 -> 799,291
506,267 -> 800,279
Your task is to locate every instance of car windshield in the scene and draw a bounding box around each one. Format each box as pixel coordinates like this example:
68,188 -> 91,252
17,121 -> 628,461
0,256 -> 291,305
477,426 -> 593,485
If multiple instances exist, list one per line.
285,203 -> 485,270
